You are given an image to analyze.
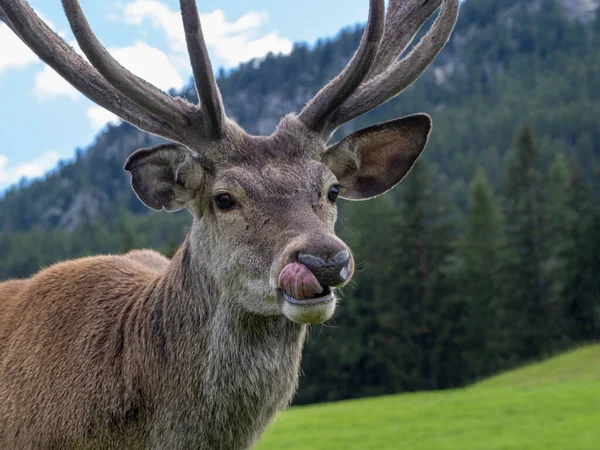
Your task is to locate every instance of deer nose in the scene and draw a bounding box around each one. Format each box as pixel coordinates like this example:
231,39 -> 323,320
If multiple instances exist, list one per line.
297,250 -> 351,288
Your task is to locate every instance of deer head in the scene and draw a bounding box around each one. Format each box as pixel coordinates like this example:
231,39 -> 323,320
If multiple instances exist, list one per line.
0,0 -> 459,324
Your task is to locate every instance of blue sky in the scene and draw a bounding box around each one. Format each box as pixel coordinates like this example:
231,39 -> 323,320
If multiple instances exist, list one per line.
0,0 -> 426,189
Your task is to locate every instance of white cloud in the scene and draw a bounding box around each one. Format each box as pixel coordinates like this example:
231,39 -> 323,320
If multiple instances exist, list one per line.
0,151 -> 60,188
121,0 -> 293,67
33,65 -> 80,100
0,14 -> 61,77
0,14 -> 81,100
213,32 -> 294,67
82,41 -> 181,131
86,106 -> 121,132
123,0 -> 186,52
32,38 -> 82,101
0,23 -> 39,75
32,41 -> 182,100
111,41 -> 184,91
33,39 -> 181,134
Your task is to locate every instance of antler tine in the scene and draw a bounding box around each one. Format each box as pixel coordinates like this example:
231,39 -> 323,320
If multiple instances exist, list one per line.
61,0 -> 196,131
0,5 -> 8,23
0,0 -> 182,143
367,0 -> 442,80
298,0 -> 385,135
328,0 -> 460,133
180,0 -> 225,140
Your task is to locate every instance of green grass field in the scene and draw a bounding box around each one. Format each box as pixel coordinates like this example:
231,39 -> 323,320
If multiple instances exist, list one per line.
256,345 -> 600,450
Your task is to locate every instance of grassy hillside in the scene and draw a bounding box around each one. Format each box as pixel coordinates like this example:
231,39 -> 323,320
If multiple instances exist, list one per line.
256,345 -> 600,450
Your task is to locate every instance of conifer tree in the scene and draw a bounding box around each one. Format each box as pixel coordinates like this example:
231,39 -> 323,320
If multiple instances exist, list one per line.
541,154 -> 573,343
502,125 -> 547,360
563,163 -> 600,341
377,162 -> 463,391
454,169 -> 507,377
121,217 -> 138,253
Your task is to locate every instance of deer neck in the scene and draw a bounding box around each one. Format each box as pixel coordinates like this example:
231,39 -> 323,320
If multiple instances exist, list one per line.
136,232 -> 306,447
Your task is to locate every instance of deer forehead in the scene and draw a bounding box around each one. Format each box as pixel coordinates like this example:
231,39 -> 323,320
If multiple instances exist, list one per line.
213,161 -> 334,200
200,125 -> 324,179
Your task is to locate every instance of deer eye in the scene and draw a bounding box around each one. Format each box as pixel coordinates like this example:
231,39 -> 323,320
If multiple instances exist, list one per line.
327,186 -> 340,203
214,193 -> 236,210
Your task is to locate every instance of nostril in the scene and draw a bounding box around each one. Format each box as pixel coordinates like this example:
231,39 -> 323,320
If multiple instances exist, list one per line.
333,250 -> 350,266
297,250 -> 351,288
288,250 -> 301,264
339,257 -> 352,283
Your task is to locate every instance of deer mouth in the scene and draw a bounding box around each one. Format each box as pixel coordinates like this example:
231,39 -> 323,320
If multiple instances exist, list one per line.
278,262 -> 335,306
282,287 -> 334,305
277,261 -> 337,324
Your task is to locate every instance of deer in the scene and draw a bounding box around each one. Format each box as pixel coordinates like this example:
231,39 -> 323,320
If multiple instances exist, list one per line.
0,0 -> 459,448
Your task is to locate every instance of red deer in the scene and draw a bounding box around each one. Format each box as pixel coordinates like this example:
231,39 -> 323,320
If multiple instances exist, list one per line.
0,0 -> 459,448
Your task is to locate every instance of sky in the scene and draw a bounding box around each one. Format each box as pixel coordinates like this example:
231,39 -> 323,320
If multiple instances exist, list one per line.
0,0 -> 430,190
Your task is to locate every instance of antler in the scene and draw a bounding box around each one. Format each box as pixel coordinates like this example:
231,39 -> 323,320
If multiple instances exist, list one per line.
367,0 -> 443,80
0,0 -> 226,146
300,0 -> 460,139
298,0 -> 385,134
1,0 -> 458,147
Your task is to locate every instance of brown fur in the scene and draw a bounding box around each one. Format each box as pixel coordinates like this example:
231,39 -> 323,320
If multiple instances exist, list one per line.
0,245 -> 305,449
125,249 -> 170,272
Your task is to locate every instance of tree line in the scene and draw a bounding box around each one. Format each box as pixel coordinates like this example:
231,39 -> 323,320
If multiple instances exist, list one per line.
296,124 -> 600,404
1,125 -> 598,405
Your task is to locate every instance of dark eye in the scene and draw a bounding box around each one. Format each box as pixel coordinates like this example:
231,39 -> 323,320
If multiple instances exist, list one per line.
214,193 -> 236,210
327,186 -> 340,203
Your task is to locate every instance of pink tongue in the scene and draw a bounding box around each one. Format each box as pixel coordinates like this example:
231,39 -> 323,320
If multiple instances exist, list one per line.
278,262 -> 324,300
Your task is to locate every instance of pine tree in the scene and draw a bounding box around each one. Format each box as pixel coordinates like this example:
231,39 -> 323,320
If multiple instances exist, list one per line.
502,125 -> 547,361
376,162 -> 463,391
541,154 -> 574,343
121,216 -> 138,253
563,163 -> 600,341
453,169 -> 507,378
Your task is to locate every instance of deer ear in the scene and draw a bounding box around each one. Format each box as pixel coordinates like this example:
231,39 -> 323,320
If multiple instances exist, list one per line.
124,143 -> 205,211
322,114 -> 431,200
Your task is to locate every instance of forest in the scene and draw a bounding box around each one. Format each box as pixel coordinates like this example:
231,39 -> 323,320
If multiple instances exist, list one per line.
0,0 -> 598,405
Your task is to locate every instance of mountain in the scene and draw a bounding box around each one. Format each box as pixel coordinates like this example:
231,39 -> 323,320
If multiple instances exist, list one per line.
1,0 -> 598,232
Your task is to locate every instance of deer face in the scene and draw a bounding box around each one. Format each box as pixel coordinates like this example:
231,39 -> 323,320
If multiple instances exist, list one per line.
200,154 -> 350,324
125,114 -> 431,324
